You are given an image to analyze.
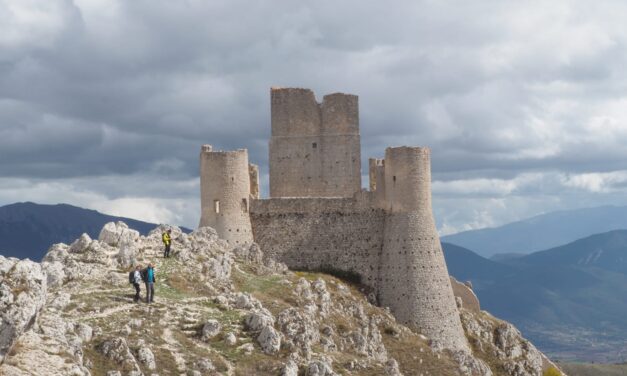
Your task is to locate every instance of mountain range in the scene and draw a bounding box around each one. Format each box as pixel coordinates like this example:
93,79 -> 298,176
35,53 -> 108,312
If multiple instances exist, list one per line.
0,202 -> 190,260
443,231 -> 627,362
442,205 -> 627,258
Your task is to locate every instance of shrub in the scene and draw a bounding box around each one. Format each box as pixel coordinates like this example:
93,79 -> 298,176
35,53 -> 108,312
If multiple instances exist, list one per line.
543,366 -> 562,376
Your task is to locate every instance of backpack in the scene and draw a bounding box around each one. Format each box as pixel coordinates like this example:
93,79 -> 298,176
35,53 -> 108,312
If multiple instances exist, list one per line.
128,271 -> 134,284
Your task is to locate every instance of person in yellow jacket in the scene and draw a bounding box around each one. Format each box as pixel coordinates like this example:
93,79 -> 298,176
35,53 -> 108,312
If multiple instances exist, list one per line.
162,229 -> 172,258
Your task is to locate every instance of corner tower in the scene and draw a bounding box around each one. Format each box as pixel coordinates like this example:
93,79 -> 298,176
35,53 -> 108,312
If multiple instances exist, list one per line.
199,145 -> 253,245
269,88 -> 361,198
379,147 -> 469,352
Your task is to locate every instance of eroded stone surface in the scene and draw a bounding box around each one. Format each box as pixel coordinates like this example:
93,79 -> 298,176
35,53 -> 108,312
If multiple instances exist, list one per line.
0,257 -> 47,363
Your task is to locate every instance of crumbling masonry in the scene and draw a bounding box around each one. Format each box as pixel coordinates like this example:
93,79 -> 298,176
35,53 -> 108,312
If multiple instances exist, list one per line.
199,88 -> 469,352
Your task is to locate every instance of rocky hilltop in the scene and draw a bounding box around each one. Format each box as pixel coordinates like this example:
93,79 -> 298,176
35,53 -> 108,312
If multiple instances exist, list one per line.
0,222 -> 562,375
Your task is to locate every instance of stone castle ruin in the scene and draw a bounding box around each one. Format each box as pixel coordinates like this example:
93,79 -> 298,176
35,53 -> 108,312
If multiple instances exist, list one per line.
199,88 -> 469,352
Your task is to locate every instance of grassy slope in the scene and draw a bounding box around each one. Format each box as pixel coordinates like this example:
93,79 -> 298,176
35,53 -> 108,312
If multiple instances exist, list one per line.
65,256 -> 464,375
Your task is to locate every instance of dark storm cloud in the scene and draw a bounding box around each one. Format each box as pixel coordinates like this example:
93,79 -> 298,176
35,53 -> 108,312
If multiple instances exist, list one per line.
1,0 -> 627,230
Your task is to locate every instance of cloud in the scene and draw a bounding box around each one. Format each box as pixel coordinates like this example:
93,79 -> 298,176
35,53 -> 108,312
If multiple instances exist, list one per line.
0,175 -> 200,226
560,171 -> 627,193
1,0 -> 627,231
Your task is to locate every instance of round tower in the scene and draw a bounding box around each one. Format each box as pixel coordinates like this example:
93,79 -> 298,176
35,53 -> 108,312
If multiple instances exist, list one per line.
379,146 -> 469,352
199,145 -> 253,245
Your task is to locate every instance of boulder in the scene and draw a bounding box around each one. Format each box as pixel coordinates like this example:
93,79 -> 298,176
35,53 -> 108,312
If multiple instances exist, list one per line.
225,332 -> 237,346
277,307 -> 319,356
203,253 -> 232,281
201,319 -> 222,341
41,244 -> 69,263
245,309 -> 275,331
0,256 -> 17,275
452,350 -> 493,376
305,359 -> 336,376
460,310 -> 543,376
99,221 -> 139,247
235,293 -> 254,309
68,233 -> 93,254
116,244 -> 137,269
137,345 -> 156,370
351,316 -> 387,362
42,261 -> 66,288
257,325 -> 281,354
0,258 -> 47,363
282,360 -> 299,376
194,358 -> 215,372
99,337 -> 140,372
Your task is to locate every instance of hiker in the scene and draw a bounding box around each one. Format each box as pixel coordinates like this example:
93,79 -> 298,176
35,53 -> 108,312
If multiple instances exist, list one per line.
162,229 -> 172,258
142,263 -> 156,304
129,265 -> 142,302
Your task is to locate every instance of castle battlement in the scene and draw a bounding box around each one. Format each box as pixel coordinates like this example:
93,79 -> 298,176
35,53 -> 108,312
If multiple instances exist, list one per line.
270,88 -> 358,137
199,88 -> 469,352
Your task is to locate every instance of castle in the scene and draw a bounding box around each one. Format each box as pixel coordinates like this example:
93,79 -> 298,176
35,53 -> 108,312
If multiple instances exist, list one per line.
199,88 -> 469,352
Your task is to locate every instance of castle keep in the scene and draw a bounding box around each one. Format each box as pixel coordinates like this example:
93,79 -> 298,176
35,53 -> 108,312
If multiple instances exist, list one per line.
199,88 -> 469,352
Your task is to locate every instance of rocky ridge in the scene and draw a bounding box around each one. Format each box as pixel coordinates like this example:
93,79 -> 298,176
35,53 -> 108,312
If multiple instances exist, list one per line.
0,221 -> 562,375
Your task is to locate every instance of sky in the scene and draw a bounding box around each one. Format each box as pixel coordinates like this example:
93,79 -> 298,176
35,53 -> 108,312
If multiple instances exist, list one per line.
1,0 -> 627,234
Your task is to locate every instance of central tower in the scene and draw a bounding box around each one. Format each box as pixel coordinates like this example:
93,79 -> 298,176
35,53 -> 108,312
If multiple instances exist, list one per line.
269,88 -> 361,198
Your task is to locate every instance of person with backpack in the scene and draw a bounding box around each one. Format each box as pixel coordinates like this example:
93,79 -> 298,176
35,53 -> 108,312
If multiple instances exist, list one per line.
129,265 -> 142,302
162,229 -> 172,258
141,263 -> 156,304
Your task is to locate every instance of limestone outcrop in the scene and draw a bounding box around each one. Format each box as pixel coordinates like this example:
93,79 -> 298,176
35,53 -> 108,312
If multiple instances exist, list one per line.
0,256 -> 47,364
0,222 -> 563,375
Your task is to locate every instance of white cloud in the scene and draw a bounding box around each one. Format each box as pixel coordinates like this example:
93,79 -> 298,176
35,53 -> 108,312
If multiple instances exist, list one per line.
89,197 -> 180,225
0,0 -> 73,49
0,176 -> 200,228
560,171 -> 627,193
1,0 -> 627,234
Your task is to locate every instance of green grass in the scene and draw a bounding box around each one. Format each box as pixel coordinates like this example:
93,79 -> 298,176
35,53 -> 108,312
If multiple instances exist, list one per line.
232,268 -> 295,316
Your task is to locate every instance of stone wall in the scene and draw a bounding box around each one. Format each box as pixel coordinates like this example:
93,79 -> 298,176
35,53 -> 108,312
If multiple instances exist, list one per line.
199,145 -> 253,245
250,193 -> 384,289
269,88 -> 361,198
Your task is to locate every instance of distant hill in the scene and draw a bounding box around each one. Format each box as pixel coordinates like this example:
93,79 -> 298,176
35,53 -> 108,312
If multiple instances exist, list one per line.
441,205 -> 627,257
0,202 -> 191,261
517,229 -> 627,274
443,232 -> 627,363
442,242 -> 515,288
489,253 -> 524,263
